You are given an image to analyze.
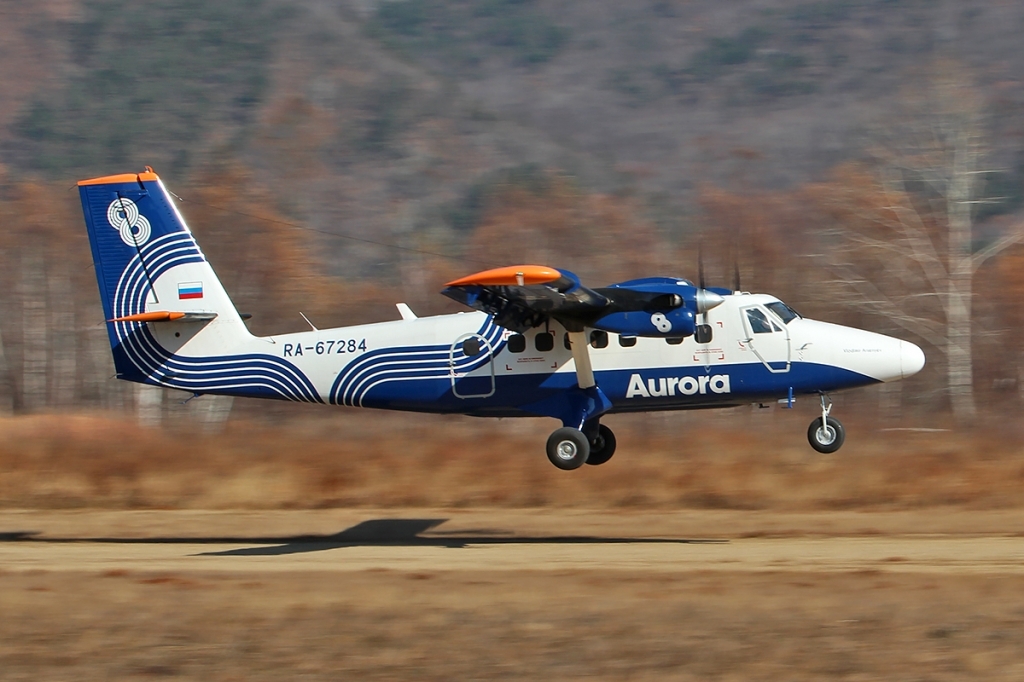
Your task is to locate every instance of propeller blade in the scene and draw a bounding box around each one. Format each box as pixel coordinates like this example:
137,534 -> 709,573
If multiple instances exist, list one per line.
733,260 -> 741,293
698,244 -> 706,291
694,244 -> 723,314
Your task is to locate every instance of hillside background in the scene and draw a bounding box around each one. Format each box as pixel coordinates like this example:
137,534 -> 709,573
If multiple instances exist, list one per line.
1,0 -> 1024,432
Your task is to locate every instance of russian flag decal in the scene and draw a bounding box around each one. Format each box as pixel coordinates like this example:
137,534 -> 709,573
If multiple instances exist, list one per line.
178,282 -> 204,300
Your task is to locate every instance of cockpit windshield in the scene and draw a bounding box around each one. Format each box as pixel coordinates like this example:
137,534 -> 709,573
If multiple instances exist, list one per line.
766,301 -> 801,324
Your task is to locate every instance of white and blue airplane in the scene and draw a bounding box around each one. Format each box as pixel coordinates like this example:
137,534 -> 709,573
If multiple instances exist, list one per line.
79,168 -> 925,469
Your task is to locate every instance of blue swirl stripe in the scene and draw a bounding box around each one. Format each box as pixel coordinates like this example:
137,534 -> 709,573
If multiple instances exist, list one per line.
126,328 -> 320,402
111,234 -> 321,403
332,317 -> 505,406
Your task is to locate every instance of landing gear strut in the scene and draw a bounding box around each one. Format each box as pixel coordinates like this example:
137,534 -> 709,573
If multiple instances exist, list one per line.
546,423 -> 617,470
807,393 -> 845,453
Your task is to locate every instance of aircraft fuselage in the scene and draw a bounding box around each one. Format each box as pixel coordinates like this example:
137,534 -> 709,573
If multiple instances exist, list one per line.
145,293 -> 922,418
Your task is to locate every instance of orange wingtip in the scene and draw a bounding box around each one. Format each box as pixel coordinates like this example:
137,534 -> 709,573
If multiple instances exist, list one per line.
78,166 -> 159,186
109,311 -> 185,323
445,265 -> 562,287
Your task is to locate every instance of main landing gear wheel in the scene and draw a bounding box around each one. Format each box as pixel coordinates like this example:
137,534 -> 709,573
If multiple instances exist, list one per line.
546,427 -> 590,470
808,416 -> 845,454
585,424 -> 617,466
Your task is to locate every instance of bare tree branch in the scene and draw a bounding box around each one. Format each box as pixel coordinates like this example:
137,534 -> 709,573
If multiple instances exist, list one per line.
971,223 -> 1024,273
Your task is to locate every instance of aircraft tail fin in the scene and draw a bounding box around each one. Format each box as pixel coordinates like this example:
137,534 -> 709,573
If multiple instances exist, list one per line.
78,168 -> 250,384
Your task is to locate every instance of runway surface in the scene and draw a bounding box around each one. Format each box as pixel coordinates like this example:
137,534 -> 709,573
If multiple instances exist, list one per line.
3,508 -> 1024,575
6,509 -> 1024,680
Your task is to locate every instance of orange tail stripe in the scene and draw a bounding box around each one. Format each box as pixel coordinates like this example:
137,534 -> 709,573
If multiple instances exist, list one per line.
78,168 -> 160,186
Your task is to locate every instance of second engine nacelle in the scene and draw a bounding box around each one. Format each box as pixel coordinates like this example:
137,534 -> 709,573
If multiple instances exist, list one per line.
592,308 -> 696,338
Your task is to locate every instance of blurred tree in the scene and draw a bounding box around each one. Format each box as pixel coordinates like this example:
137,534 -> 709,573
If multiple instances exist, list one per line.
465,170 -> 673,285
11,0 -> 282,177
809,64 -> 1024,420
178,164 -> 336,334
983,244 -> 1024,404
697,185 -> 818,307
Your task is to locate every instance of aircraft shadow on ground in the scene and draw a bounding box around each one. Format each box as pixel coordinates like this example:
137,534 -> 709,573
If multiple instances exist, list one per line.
0,519 -> 726,556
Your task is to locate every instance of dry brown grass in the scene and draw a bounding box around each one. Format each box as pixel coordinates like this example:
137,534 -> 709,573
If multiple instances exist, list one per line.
2,409 -> 1023,511
3,568 -> 1024,681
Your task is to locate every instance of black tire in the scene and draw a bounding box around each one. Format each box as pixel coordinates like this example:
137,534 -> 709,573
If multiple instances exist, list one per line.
546,427 -> 590,470
585,424 -> 617,466
808,416 -> 845,454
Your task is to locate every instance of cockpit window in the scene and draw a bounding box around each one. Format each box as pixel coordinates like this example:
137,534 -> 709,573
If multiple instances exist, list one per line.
766,301 -> 801,324
746,308 -> 776,334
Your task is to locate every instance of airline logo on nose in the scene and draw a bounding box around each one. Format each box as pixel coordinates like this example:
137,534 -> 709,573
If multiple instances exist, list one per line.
626,373 -> 731,398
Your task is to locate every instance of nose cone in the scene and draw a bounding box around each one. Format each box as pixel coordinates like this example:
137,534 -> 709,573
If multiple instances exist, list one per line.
900,341 -> 925,379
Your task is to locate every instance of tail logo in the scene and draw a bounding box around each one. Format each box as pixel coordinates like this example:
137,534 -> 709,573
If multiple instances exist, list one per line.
106,197 -> 152,247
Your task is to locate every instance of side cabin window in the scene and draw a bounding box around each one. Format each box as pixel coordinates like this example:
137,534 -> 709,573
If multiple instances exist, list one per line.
508,334 -> 526,353
746,308 -> 780,334
618,335 -> 637,348
665,337 -> 684,345
535,332 -> 554,352
462,337 -> 482,357
590,330 -> 608,349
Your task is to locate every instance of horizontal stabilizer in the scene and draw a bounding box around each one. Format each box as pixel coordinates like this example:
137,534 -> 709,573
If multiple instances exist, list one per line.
109,311 -> 218,323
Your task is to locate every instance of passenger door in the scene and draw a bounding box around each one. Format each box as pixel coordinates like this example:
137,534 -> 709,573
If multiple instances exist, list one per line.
449,333 -> 496,398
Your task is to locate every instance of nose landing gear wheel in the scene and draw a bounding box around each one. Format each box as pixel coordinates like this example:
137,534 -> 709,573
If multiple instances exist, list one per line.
585,424 -> 617,466
546,427 -> 590,470
808,416 -> 845,453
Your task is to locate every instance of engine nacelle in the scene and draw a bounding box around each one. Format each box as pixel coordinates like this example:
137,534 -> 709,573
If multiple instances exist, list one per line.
593,309 -> 696,338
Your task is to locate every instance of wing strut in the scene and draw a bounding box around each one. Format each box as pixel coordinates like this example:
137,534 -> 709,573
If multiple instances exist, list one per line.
567,331 -> 595,389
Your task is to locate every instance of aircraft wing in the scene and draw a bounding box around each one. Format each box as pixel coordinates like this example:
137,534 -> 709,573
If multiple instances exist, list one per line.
442,265 -> 724,337
442,266 -> 609,333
